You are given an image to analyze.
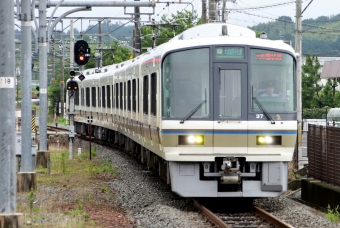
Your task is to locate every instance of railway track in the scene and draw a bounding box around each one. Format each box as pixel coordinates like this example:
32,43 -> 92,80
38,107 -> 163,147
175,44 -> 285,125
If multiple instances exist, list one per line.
73,132 -> 293,228
193,200 -> 293,228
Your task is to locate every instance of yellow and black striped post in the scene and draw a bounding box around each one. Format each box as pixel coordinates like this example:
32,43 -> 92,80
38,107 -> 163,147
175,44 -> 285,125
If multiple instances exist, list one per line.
31,117 -> 36,132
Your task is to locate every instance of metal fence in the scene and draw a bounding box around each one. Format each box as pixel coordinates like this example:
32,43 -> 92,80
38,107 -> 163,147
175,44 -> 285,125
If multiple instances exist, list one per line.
308,124 -> 340,186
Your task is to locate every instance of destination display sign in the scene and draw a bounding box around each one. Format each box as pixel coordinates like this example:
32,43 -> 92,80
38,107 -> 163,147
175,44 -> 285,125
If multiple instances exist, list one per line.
255,53 -> 283,61
215,47 -> 244,60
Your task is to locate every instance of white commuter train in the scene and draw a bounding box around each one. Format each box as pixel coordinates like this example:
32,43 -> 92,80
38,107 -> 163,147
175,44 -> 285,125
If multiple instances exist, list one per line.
69,23 -> 297,197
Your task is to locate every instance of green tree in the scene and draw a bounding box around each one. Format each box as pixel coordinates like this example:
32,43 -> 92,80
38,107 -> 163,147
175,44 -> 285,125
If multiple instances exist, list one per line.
302,54 -> 322,108
141,10 -> 201,51
320,79 -> 334,107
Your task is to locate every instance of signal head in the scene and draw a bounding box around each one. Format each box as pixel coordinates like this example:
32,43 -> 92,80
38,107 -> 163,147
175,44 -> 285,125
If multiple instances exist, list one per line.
74,40 -> 90,65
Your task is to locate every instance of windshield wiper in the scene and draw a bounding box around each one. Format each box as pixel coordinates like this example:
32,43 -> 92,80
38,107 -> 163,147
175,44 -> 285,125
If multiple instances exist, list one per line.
252,97 -> 275,124
180,100 -> 206,124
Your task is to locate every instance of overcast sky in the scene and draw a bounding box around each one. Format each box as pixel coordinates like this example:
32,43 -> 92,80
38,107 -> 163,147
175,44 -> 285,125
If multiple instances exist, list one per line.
41,0 -> 340,33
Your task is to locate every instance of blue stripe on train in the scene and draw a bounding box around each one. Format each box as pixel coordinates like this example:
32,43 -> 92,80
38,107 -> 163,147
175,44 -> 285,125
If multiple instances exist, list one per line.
162,131 -> 297,135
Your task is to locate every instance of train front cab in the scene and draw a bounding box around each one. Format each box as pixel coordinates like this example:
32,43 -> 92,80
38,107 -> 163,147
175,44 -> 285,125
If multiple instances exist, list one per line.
161,45 -> 297,197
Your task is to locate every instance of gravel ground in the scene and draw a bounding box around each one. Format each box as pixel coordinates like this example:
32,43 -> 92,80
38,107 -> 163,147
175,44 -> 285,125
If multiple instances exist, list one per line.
75,138 -> 213,228
21,137 -> 335,228
75,138 -> 340,228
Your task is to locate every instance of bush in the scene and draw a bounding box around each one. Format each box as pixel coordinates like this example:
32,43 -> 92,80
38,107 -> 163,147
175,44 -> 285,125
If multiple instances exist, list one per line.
303,107 -> 330,119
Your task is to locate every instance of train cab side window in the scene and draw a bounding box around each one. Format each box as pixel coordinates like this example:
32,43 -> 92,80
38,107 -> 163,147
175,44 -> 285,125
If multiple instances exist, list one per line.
107,85 -> 111,108
91,87 -> 96,107
143,75 -> 149,114
102,86 -> 106,108
128,81 -> 131,111
151,73 -> 157,116
86,87 -> 90,107
132,79 -> 136,112
75,90 -> 79,106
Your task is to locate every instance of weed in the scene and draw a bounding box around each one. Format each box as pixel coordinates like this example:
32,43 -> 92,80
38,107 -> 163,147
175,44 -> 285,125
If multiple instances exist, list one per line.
61,152 -> 66,174
101,184 -> 109,192
26,188 -> 36,213
326,204 -> 340,222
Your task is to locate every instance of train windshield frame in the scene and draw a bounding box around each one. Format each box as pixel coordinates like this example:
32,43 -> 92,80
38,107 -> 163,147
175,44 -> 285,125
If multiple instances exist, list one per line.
161,48 -> 211,120
250,48 -> 296,113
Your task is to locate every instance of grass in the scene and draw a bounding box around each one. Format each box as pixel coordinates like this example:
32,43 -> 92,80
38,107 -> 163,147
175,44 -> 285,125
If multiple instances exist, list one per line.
17,145 -> 121,227
326,204 -> 340,222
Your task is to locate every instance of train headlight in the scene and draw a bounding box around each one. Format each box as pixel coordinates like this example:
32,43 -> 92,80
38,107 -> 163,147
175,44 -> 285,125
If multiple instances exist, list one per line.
256,136 -> 282,145
178,135 -> 204,145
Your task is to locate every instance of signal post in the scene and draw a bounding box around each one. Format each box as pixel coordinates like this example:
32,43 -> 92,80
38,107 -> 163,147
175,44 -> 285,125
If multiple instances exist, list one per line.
68,40 -> 89,159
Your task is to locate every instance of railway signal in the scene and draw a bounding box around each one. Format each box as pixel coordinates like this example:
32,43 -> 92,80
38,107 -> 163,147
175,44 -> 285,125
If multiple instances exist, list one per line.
66,81 -> 78,91
74,40 -> 90,65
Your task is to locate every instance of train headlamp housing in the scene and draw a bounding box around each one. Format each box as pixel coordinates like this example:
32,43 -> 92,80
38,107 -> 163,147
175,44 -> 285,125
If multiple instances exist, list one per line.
178,135 -> 204,145
256,135 -> 282,145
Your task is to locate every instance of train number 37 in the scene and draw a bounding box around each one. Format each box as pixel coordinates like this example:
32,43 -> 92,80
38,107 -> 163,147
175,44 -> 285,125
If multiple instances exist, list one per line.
256,114 -> 263,119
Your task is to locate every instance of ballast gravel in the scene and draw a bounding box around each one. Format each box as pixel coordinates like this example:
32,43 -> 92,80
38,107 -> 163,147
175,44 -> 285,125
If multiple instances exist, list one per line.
76,139 -> 339,228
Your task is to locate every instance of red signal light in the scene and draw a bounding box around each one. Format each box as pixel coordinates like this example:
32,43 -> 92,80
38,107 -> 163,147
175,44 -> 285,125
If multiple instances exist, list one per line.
79,55 -> 85,61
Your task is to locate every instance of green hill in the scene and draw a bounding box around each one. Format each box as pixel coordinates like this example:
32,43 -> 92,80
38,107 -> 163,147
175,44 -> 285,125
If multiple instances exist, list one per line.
249,14 -> 340,56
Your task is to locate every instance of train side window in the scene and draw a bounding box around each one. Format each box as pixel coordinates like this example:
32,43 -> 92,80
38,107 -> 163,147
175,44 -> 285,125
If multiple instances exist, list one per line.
91,87 -> 96,107
137,79 -> 140,113
124,82 -> 126,111
128,80 -> 131,111
98,87 -> 101,108
107,85 -> 111,108
112,85 -> 114,109
120,82 -> 123,110
143,75 -> 149,114
115,83 -> 119,109
151,73 -> 157,116
132,79 -> 136,112
102,86 -> 106,108
81,88 -> 84,106
86,87 -> 90,107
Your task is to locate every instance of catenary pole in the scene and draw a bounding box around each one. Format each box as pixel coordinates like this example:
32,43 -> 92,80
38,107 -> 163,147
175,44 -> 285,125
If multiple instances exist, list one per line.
0,0 -> 17,214
69,20 -> 74,159
20,0 -> 33,171
295,0 -> 302,169
39,0 -> 48,151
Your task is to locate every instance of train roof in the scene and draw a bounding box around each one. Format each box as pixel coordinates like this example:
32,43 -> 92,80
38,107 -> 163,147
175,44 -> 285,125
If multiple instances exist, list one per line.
80,23 -> 296,77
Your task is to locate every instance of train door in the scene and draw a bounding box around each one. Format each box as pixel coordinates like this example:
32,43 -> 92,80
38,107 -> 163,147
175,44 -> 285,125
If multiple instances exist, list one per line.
213,63 -> 248,154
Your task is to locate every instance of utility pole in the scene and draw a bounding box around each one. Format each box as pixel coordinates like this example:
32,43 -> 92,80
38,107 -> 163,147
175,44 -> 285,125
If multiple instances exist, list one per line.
295,0 -> 303,169
69,21 -> 75,159
39,0 -> 48,152
209,0 -> 218,22
0,0 -> 23,226
202,0 -> 207,24
20,0 -> 33,172
134,1 -> 141,57
68,74 -> 76,160
60,24 -> 65,117
98,20 -> 103,68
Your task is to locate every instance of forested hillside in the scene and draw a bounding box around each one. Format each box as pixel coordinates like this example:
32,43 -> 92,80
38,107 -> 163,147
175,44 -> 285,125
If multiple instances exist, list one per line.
249,14 -> 340,56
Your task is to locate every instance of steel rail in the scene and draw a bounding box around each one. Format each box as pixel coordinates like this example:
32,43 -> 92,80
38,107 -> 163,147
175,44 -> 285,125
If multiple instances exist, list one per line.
193,200 -> 230,228
254,206 -> 294,228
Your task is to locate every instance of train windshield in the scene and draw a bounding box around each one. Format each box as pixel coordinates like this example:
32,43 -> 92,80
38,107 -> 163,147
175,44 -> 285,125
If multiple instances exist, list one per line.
250,49 -> 296,112
162,48 -> 210,119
